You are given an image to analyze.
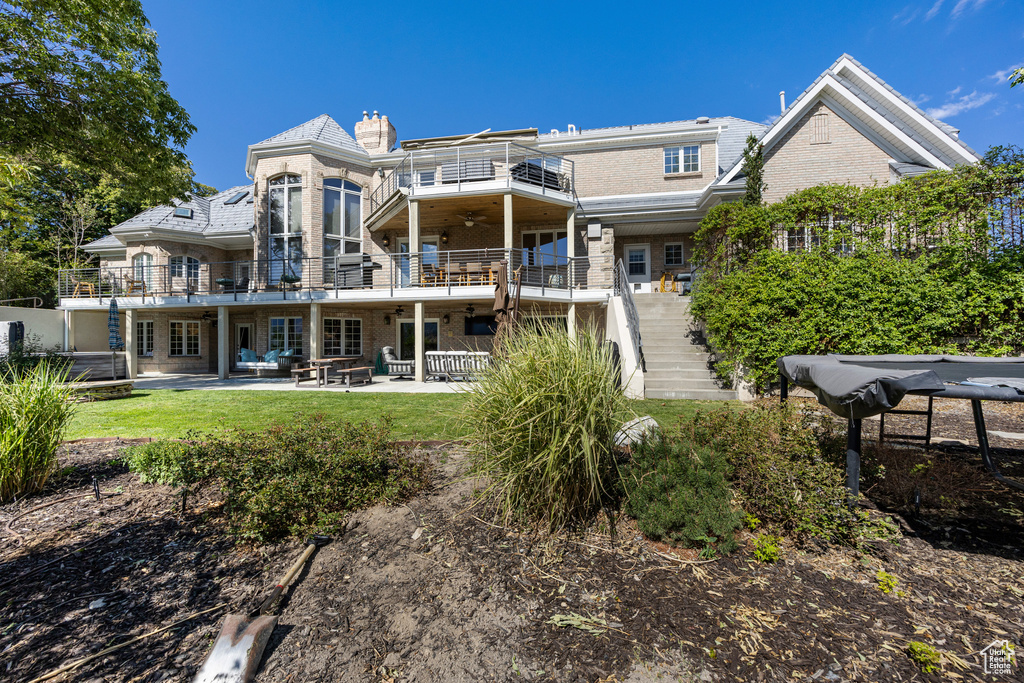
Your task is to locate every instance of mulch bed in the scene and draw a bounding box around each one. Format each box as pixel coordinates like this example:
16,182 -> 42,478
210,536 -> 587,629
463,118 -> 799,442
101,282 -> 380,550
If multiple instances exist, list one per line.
1,401 -> 1022,682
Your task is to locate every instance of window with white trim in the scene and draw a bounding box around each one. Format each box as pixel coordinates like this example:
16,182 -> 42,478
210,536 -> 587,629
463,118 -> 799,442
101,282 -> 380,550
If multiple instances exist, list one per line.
323,179 -> 362,260
169,320 -> 199,356
664,243 -> 684,267
169,255 -> 199,279
136,320 -> 153,357
323,317 -> 362,357
133,253 -> 153,289
664,145 -> 700,173
269,174 -> 303,282
664,147 -> 680,174
269,317 -> 303,356
682,145 -> 700,172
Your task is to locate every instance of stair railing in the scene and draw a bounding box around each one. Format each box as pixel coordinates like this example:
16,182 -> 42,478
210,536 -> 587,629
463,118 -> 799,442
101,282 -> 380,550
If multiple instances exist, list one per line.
613,259 -> 643,368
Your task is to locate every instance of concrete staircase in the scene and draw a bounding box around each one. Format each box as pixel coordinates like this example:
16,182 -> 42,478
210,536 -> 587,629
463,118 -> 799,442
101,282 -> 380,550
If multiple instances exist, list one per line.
634,293 -> 738,401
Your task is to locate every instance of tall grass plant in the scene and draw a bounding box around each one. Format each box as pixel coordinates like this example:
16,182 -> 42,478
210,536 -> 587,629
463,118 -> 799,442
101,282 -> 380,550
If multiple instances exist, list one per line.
0,362 -> 75,500
463,324 -> 631,530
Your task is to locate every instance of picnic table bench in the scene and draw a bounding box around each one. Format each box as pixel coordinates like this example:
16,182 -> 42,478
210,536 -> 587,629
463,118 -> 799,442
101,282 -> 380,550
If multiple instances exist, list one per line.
328,365 -> 373,387
291,364 -> 324,387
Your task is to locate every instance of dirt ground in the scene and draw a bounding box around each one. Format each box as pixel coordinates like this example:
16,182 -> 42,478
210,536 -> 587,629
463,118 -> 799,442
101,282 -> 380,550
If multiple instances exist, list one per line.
1,399 -> 1022,682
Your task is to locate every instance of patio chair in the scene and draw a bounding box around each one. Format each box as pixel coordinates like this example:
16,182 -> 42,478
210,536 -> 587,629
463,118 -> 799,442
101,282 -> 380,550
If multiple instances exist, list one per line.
71,277 -> 96,297
382,346 -> 414,380
124,276 -> 147,296
425,351 -> 449,381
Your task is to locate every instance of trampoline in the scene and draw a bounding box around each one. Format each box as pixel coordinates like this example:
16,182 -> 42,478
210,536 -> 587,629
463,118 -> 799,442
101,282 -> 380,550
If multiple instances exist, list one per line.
778,354 -> 1024,495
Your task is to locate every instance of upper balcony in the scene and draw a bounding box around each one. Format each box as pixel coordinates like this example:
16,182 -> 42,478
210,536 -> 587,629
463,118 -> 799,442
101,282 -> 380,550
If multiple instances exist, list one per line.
368,142 -> 574,226
57,249 -> 613,309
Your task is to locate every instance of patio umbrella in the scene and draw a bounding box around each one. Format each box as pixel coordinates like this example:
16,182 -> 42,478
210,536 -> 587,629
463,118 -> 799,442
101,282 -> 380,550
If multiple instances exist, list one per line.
492,261 -> 511,355
107,298 -> 124,351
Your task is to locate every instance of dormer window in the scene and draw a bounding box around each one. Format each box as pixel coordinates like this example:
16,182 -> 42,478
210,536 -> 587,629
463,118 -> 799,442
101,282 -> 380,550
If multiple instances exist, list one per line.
174,207 -> 193,219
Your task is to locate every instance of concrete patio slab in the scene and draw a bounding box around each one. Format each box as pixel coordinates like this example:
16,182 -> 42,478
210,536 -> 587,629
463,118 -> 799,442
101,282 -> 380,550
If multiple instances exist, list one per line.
132,373 -> 463,393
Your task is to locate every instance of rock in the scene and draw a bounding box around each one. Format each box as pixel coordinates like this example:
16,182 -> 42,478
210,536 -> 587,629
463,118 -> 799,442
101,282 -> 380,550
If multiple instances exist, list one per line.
383,652 -> 402,668
88,598 -> 106,610
614,415 -> 660,451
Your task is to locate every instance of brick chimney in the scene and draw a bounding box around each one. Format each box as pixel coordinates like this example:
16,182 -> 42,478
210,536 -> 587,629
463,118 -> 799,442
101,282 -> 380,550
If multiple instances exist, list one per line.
354,110 -> 396,154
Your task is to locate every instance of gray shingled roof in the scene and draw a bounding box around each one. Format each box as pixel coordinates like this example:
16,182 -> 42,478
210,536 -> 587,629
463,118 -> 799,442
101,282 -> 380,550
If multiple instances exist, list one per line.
255,114 -> 366,156
85,185 -> 255,251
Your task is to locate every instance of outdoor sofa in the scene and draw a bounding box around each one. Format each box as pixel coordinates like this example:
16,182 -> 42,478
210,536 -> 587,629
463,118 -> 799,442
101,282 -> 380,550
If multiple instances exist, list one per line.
236,348 -> 298,376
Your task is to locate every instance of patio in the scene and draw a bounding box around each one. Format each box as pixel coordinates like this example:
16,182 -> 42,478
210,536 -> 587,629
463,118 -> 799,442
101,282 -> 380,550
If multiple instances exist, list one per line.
131,372 -> 462,393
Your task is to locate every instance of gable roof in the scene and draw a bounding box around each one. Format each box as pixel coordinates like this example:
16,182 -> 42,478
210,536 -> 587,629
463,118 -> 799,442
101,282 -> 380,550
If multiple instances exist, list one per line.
719,54 -> 980,185
85,185 -> 255,252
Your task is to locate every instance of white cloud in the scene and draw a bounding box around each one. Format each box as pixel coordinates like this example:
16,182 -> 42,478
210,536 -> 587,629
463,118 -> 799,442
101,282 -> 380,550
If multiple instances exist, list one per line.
926,90 -> 996,118
989,63 -> 1024,83
909,93 -> 932,106
761,114 -> 780,126
893,6 -> 920,25
925,0 -> 944,20
951,0 -> 989,19
947,85 -> 962,96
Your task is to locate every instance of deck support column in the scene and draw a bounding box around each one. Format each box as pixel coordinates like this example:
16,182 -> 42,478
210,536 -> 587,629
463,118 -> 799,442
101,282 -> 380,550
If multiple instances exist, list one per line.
309,303 -> 320,362
503,193 -> 513,252
414,301 -> 425,382
567,303 -> 577,339
217,306 -> 229,379
125,309 -> 136,379
63,309 -> 71,351
409,200 -> 421,285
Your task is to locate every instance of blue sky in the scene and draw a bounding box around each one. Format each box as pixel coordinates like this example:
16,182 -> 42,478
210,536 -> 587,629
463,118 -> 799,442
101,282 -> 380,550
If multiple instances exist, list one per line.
144,0 -> 1024,192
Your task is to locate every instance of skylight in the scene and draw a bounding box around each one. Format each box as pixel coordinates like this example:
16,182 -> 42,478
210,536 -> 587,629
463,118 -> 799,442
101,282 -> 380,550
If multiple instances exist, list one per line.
173,207 -> 193,219
224,190 -> 249,205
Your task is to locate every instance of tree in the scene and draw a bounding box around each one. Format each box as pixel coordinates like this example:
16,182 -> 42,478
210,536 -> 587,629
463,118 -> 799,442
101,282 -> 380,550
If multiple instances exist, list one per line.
741,133 -> 766,206
0,0 -> 197,203
1011,67 -> 1023,88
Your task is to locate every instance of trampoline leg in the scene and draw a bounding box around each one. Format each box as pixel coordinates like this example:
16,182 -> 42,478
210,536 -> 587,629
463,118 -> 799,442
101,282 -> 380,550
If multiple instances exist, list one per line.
971,399 -> 1024,493
846,418 -> 862,503
780,374 -> 788,403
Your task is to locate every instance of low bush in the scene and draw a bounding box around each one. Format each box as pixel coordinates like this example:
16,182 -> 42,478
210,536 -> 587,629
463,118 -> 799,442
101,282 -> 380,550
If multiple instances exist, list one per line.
122,415 -> 430,542
464,323 -> 630,530
906,641 -> 941,673
0,362 -> 75,501
753,533 -> 781,563
623,436 -> 741,554
682,401 -> 899,548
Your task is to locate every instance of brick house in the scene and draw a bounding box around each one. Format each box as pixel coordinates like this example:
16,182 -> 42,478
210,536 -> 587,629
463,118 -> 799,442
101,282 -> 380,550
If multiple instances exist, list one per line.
61,55 -> 979,395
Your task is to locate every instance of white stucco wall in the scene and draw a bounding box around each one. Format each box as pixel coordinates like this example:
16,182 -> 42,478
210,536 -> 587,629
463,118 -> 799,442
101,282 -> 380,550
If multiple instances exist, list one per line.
0,306 -> 65,350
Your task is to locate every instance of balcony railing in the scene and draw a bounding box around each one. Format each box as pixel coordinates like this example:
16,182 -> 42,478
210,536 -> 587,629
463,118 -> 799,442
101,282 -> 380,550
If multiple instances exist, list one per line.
58,249 -> 614,303
369,142 -> 574,215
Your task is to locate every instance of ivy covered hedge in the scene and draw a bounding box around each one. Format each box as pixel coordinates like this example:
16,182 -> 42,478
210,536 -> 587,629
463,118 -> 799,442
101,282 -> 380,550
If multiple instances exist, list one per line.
691,147 -> 1024,390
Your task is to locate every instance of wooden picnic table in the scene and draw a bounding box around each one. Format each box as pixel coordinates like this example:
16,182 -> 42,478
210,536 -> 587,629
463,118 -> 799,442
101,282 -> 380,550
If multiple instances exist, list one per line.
300,357 -> 362,387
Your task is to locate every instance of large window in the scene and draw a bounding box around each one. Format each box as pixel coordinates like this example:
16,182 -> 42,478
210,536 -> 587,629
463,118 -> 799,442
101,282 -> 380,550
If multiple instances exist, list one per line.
133,253 -> 153,289
269,317 -> 303,356
136,320 -> 153,357
169,320 -> 199,356
269,174 -> 303,282
323,318 -> 361,357
169,255 -> 199,279
664,243 -> 684,267
323,179 -> 362,260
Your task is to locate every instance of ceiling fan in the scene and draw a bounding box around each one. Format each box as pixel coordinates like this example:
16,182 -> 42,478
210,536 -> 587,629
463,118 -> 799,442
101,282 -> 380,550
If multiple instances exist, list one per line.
456,212 -> 491,228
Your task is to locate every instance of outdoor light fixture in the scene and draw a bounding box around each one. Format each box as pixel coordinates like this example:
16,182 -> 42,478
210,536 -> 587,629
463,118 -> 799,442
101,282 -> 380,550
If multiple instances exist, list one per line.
384,314 -> 391,325
465,303 -> 475,316
442,313 -> 450,324
377,167 -> 385,179
382,233 -> 390,248
440,230 -> 449,245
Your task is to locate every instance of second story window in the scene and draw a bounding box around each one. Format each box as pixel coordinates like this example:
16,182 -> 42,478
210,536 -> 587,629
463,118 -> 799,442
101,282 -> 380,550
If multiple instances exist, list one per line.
323,179 -> 362,260
269,174 -> 303,281
169,255 -> 199,280
665,145 -> 700,174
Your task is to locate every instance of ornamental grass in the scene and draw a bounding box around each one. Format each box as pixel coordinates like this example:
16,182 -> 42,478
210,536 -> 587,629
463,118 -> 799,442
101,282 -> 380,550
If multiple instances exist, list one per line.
0,362 -> 75,501
463,323 -> 630,531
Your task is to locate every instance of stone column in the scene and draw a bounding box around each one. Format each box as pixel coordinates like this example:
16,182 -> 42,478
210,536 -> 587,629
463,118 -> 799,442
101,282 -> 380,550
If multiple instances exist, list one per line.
414,301 -> 425,382
125,309 -> 137,379
567,303 -> 577,338
217,306 -> 229,379
409,200 -> 421,285
310,302 -> 320,360
503,193 -> 514,252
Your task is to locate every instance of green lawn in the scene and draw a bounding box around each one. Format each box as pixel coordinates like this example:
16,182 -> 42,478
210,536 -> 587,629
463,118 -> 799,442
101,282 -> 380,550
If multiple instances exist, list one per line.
66,390 -> 734,442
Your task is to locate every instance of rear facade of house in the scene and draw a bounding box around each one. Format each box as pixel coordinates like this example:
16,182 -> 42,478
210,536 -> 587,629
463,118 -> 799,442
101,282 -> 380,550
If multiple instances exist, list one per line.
59,55 -> 979,396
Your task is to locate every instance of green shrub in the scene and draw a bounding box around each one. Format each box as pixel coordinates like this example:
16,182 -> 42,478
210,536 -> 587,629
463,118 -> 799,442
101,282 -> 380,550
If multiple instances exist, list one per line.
463,323 -> 629,530
876,570 -> 899,594
123,436 -> 210,486
683,402 -> 899,548
623,437 -> 741,554
0,362 -> 75,501
906,641 -> 941,673
204,415 -> 428,542
753,533 -> 781,563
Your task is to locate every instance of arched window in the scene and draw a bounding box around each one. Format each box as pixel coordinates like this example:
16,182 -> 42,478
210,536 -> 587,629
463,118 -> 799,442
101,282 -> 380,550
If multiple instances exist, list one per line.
133,253 -> 153,288
169,255 -> 200,279
323,179 -> 362,260
269,174 -> 303,281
